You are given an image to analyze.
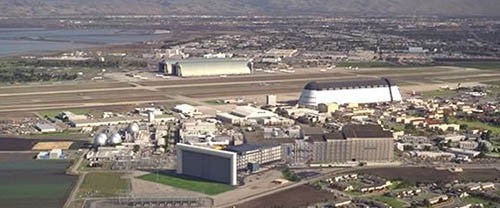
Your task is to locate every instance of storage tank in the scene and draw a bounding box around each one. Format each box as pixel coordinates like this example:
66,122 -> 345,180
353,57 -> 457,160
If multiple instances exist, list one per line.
147,110 -> 155,123
94,133 -> 108,146
108,133 -> 122,145
128,123 -> 139,133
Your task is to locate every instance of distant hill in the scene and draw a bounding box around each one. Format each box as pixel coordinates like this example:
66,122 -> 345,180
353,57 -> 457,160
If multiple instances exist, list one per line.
1,0 -> 500,17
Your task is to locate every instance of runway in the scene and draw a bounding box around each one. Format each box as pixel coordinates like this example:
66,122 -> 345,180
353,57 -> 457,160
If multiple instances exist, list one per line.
0,67 -> 498,113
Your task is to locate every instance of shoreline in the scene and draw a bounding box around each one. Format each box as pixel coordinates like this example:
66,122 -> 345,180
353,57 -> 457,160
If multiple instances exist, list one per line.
0,28 -> 167,58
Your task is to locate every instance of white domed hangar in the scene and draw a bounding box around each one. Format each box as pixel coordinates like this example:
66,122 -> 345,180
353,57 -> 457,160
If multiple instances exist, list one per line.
298,78 -> 402,106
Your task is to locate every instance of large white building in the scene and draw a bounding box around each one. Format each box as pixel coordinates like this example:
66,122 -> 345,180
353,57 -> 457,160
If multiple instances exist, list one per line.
298,78 -> 402,106
161,58 -> 252,77
216,106 -> 294,126
176,143 -> 237,185
225,144 -> 282,170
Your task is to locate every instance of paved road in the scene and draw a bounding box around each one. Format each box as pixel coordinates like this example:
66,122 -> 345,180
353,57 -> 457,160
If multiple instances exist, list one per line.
64,151 -> 88,208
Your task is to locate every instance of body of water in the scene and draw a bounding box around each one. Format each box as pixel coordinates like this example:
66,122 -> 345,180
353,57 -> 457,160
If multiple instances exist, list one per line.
0,28 -> 164,57
0,153 -> 77,208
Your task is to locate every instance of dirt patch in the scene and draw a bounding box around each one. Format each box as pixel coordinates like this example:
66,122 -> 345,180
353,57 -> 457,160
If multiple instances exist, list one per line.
236,185 -> 335,208
459,169 -> 500,182
32,141 -> 73,150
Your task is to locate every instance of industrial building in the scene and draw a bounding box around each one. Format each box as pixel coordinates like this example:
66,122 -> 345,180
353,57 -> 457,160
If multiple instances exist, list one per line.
160,58 -> 252,77
36,149 -> 63,160
308,124 -> 394,164
35,123 -> 57,133
298,78 -> 402,106
69,115 -> 174,128
225,144 -> 282,171
216,105 -> 294,126
173,104 -> 199,116
176,143 -> 237,185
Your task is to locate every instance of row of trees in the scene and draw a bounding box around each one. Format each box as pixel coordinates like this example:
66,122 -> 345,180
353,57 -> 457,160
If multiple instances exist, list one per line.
16,59 -> 147,68
0,68 -> 77,83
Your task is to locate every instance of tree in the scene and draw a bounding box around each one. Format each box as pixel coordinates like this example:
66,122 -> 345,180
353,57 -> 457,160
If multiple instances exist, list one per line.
481,131 -> 491,141
443,114 -> 450,124
133,145 -> 140,153
459,124 -> 468,130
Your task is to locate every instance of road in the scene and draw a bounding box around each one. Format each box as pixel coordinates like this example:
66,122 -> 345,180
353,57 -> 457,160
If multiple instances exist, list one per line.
63,151 -> 88,208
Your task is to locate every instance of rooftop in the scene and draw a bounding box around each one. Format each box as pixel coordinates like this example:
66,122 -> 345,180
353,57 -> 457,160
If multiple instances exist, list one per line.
225,144 -> 262,153
306,132 -> 344,142
35,123 -> 57,130
304,78 -> 396,90
341,124 -> 393,138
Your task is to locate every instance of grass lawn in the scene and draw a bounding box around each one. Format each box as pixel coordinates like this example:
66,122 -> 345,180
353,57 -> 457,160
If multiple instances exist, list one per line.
371,195 -> 407,208
38,108 -> 91,118
336,61 -> 397,68
449,117 -> 500,135
389,180 -> 412,190
349,180 -> 364,190
346,190 -> 364,196
482,80 -> 500,86
444,62 -> 500,70
462,196 -> 500,208
78,172 -> 130,198
138,173 -> 235,195
29,129 -> 87,139
485,152 -> 500,158
204,100 -> 223,105
422,89 -> 458,98
388,123 -> 405,132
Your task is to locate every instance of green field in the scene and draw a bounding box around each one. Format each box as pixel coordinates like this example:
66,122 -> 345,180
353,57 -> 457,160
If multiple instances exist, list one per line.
29,129 -> 88,139
78,172 -> 130,198
482,81 -> 500,86
388,123 -> 405,132
138,173 -> 235,195
462,196 -> 500,208
39,108 -> 91,118
337,61 -> 397,68
450,117 -> 500,135
444,62 -> 500,70
203,100 -> 223,105
371,195 -> 407,208
389,180 -> 412,190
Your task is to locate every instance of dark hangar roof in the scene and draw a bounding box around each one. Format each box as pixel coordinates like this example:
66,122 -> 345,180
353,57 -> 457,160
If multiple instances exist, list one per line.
225,144 -> 262,153
304,78 -> 396,90
341,124 -> 393,138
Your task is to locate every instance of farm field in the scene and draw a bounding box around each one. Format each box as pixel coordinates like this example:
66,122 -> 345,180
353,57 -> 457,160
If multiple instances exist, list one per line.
77,172 -> 130,198
236,185 -> 336,208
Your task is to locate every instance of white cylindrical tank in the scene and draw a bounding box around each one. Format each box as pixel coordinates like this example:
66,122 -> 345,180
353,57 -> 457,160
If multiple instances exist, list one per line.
147,111 -> 155,123
108,133 -> 122,145
128,123 -> 139,133
94,133 -> 108,146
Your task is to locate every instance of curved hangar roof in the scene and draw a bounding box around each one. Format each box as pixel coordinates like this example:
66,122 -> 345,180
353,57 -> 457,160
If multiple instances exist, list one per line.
170,58 -> 251,77
304,78 -> 396,90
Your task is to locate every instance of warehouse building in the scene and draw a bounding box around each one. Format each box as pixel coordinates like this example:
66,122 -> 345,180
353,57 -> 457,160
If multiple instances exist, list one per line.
225,144 -> 282,171
216,105 -> 294,126
176,143 -> 237,185
309,124 -> 394,164
35,123 -> 57,133
161,58 -> 252,77
298,78 -> 402,106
